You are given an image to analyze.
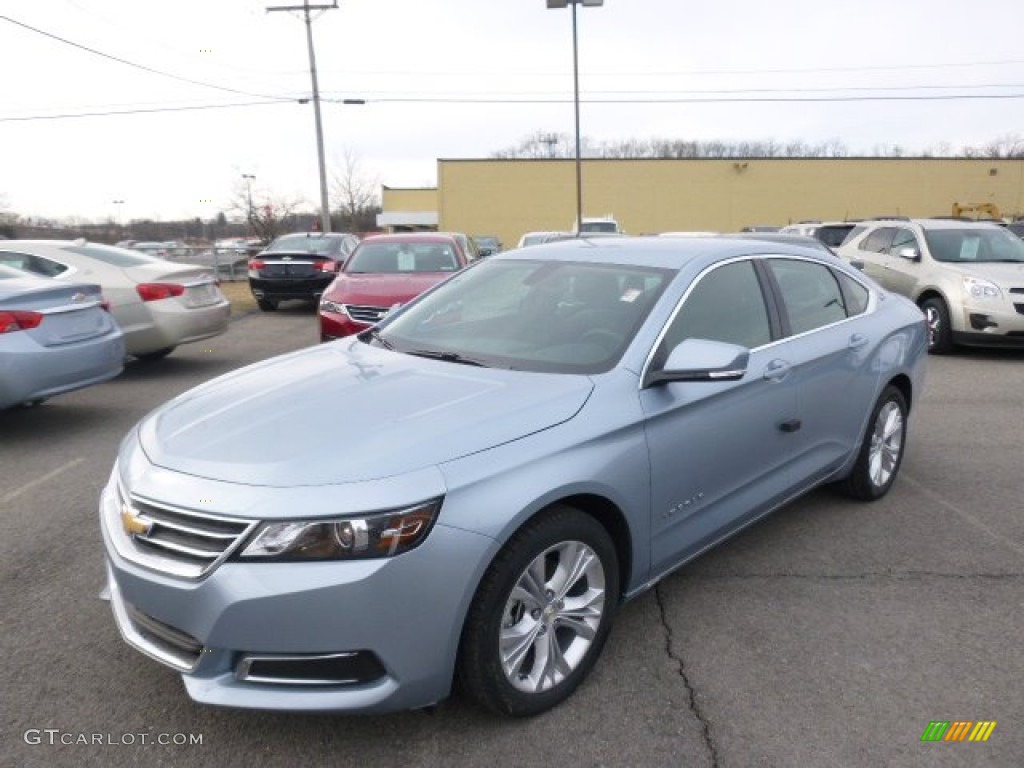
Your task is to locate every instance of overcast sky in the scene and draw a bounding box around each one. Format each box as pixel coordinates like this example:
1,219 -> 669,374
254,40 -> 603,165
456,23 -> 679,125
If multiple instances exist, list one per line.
2,0 -> 1022,222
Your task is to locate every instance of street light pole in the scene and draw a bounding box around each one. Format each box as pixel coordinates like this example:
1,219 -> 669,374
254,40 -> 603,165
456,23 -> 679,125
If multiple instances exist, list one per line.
268,1 -> 338,233
546,0 -> 602,234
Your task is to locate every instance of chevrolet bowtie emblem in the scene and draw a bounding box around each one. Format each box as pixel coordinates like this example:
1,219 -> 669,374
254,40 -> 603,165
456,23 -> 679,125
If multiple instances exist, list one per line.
121,504 -> 153,537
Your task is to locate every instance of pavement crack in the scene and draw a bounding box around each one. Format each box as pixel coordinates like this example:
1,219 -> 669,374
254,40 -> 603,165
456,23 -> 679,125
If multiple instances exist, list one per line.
655,583 -> 719,768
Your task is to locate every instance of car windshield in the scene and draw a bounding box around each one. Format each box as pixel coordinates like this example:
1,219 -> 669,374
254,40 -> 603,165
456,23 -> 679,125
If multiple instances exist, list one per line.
346,242 -> 460,273
372,259 -> 672,374
264,235 -> 341,254
580,221 -> 618,233
923,228 -> 1024,263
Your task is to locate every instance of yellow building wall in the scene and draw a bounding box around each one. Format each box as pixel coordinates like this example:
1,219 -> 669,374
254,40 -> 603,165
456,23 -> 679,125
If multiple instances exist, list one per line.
381,186 -> 437,213
435,158 -> 1024,251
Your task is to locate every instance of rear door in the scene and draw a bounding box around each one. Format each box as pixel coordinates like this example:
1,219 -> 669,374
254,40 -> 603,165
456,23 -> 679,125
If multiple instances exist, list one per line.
762,257 -> 882,481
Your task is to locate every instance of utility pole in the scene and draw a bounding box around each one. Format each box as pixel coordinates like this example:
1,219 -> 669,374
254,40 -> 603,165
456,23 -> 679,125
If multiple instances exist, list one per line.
267,1 -> 337,233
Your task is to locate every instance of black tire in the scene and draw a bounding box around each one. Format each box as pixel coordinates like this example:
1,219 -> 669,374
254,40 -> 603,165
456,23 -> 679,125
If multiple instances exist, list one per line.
257,298 -> 278,312
134,346 -> 175,362
458,505 -> 619,717
920,297 -> 953,354
840,385 -> 908,501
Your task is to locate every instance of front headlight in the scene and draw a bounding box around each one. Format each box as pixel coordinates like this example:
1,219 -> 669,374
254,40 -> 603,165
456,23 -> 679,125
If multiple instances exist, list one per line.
239,499 -> 442,561
962,276 -> 1002,301
319,299 -> 346,315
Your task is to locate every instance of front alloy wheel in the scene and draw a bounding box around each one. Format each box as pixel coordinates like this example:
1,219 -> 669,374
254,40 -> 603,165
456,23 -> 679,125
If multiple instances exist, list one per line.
459,506 -> 619,716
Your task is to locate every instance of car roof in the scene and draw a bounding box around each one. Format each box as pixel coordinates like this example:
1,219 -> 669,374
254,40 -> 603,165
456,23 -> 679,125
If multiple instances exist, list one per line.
862,218 -> 1005,231
499,234 -> 844,270
359,233 -> 459,243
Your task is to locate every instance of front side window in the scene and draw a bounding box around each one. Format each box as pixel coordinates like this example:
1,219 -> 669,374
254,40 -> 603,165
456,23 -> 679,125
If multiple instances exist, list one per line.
376,259 -> 671,374
890,228 -> 920,257
768,259 -> 848,335
660,260 -> 772,352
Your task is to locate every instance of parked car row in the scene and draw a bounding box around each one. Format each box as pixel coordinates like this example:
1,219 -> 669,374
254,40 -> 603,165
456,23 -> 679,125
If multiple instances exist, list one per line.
0,239 -> 232,409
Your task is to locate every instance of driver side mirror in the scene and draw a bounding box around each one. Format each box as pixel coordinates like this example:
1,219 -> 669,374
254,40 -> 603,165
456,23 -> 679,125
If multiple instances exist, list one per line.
643,338 -> 750,388
895,247 -> 921,262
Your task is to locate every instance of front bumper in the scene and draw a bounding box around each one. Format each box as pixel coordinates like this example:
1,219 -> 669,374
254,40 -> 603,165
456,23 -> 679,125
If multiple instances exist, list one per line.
318,310 -> 369,342
100,476 -> 495,713
953,299 -> 1024,347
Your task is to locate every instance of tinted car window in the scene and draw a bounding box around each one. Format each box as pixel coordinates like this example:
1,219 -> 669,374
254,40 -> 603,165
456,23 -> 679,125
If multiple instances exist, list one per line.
264,235 -> 347,255
0,250 -> 69,276
859,227 -> 896,254
815,224 -> 855,248
768,259 -> 848,335
890,228 -> 919,257
662,260 -> 771,350
835,271 -> 870,316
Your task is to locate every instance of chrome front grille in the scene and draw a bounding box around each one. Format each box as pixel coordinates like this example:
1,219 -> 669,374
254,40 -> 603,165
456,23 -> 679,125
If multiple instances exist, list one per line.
344,304 -> 390,324
105,482 -> 258,580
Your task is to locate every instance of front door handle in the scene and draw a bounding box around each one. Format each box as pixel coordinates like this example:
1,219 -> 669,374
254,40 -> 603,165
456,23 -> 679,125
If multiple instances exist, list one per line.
779,418 -> 802,433
763,359 -> 792,381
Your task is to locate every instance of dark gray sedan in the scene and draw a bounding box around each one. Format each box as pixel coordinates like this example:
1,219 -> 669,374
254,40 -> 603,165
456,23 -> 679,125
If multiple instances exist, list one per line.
0,265 -> 124,409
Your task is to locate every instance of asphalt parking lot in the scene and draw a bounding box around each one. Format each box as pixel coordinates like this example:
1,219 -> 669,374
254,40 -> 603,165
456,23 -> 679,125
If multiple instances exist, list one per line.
3,305 -> 1022,768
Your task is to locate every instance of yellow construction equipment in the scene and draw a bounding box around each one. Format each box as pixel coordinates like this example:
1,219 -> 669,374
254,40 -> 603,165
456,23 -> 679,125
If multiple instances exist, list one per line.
952,202 -> 1002,220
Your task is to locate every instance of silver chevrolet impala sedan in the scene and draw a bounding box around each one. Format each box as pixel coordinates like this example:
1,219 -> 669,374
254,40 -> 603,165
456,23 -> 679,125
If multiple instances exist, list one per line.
100,236 -> 927,716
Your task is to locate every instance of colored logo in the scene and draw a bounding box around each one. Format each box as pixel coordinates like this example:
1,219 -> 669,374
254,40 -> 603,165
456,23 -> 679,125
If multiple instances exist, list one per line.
921,721 -> 997,742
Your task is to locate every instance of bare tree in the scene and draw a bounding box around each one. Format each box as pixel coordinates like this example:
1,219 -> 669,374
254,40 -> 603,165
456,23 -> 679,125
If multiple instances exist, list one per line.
228,181 -> 305,243
330,147 -> 380,233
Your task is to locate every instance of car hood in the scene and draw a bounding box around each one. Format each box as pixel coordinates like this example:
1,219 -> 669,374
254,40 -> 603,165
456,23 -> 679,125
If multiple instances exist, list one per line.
138,339 -> 592,487
939,261 -> 1024,286
327,272 -> 451,305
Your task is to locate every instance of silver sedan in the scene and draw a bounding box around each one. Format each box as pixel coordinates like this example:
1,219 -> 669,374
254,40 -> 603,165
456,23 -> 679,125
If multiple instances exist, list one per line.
0,240 -> 230,360
0,264 -> 124,409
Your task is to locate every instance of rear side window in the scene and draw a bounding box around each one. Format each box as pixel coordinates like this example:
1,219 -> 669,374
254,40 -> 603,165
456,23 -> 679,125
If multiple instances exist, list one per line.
62,244 -> 158,267
835,271 -> 870,316
860,227 -> 896,254
768,259 -> 848,335
0,250 -> 70,276
662,260 -> 772,350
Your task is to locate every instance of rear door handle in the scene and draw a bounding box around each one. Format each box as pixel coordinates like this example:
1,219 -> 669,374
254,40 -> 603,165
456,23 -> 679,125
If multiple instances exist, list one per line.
763,359 -> 792,381
779,418 -> 802,433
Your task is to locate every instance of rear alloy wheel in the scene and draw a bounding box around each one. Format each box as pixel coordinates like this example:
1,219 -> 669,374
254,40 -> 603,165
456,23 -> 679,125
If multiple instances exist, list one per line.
920,297 -> 953,354
458,506 -> 618,717
841,385 -> 908,501
257,298 -> 278,312
134,347 -> 175,362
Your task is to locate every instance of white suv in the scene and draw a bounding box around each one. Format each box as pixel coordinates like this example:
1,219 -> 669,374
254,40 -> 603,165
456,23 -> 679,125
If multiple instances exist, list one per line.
836,218 -> 1024,353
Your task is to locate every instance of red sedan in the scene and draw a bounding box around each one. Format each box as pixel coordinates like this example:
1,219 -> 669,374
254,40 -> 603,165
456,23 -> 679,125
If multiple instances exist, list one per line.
318,233 -> 470,341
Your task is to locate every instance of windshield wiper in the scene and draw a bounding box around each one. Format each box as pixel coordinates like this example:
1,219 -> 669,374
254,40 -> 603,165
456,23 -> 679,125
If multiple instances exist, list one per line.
407,349 -> 487,367
360,327 -> 394,350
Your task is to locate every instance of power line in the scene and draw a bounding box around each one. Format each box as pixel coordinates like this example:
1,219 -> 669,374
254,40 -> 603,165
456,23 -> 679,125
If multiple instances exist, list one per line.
0,14 -> 295,102
0,100 -> 291,123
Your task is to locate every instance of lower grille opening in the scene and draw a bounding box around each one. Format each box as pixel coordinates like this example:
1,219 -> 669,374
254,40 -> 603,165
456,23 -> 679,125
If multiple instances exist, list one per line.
236,651 -> 386,686
126,603 -> 203,668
